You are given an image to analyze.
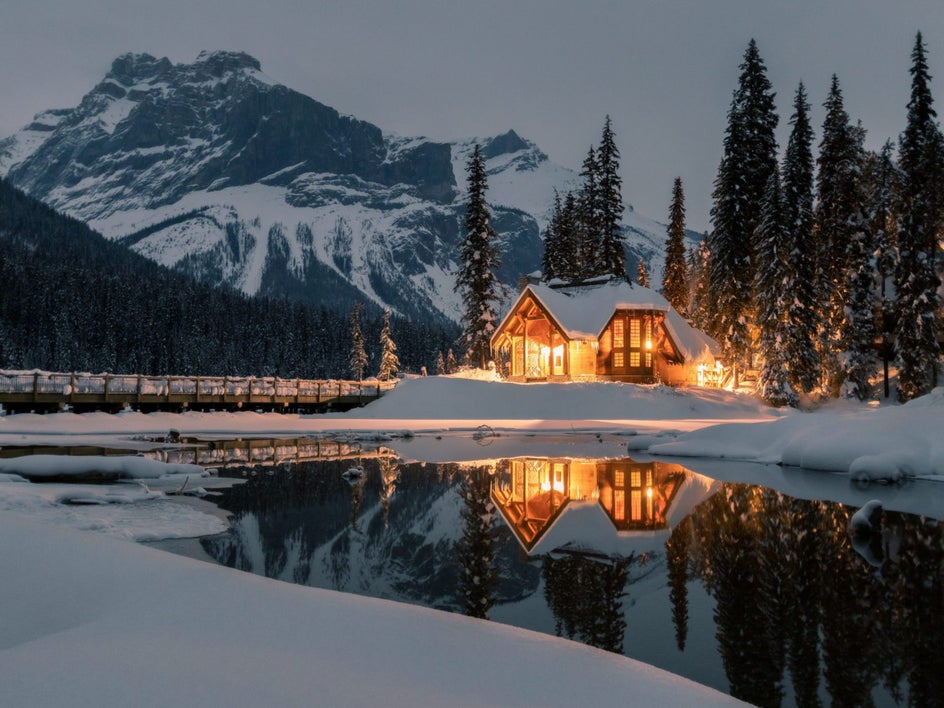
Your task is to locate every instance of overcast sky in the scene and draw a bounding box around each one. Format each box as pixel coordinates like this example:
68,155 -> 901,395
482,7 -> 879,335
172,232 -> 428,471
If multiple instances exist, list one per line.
2,0 -> 944,232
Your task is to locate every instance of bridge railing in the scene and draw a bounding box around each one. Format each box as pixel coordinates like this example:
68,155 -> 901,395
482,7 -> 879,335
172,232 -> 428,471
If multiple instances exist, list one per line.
0,370 -> 399,408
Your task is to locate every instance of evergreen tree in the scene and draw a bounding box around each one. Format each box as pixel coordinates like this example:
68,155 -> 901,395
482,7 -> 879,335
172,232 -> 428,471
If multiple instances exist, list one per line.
708,39 -> 779,376
457,145 -> 502,369
348,302 -> 367,381
781,82 -> 821,396
865,141 -> 901,397
446,348 -> 457,374
559,191 -> 582,281
689,236 -> 713,333
662,177 -> 690,313
436,351 -> 445,375
815,75 -> 863,395
576,146 -> 600,277
377,309 -> 400,381
754,172 -> 798,407
597,116 -> 627,279
895,32 -> 944,401
541,190 -> 565,280
636,259 -> 651,288
842,211 -> 878,400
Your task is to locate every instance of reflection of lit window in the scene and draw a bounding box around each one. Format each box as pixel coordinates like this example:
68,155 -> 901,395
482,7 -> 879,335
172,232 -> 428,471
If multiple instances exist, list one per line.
615,470 -> 624,487
631,470 -> 641,488
553,463 -> 565,493
631,490 -> 642,520
615,490 -> 625,521
613,319 -> 624,348
614,352 -> 624,368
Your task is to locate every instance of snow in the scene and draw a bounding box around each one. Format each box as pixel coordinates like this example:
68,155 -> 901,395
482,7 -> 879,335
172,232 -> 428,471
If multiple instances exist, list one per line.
4,374 -> 944,706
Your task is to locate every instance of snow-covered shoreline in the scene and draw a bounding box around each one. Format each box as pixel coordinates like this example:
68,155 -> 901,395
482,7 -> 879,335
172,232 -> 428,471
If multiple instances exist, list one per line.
3,376 -> 942,707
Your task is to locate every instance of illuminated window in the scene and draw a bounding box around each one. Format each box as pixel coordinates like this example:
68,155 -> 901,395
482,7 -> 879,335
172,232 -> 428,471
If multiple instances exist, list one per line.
645,353 -> 652,367
613,319 -> 624,348
630,319 -> 641,348
630,352 -> 640,367
613,352 -> 624,368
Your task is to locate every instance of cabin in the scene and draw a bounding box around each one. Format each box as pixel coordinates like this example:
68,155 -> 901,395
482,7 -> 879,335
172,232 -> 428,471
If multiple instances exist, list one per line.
490,278 -> 720,385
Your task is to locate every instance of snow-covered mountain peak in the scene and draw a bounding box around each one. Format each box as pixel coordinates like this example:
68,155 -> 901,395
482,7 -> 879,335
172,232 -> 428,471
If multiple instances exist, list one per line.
0,51 -> 679,325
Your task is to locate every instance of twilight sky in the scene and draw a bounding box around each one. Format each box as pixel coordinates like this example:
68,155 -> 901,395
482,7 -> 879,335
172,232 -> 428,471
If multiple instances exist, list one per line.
2,0 -> 944,232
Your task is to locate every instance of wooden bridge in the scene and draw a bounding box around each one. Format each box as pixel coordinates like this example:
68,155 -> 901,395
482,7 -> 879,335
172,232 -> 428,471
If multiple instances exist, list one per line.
0,370 -> 398,414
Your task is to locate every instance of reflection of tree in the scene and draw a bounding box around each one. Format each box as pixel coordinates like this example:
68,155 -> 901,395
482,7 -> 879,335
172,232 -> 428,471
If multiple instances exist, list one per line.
700,486 -> 784,707
542,552 -> 632,654
679,481 -> 944,707
455,466 -> 497,618
378,456 -> 400,528
666,516 -> 691,651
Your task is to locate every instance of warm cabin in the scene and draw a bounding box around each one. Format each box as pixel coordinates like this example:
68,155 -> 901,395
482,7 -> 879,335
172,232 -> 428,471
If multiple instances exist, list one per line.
491,278 -> 720,385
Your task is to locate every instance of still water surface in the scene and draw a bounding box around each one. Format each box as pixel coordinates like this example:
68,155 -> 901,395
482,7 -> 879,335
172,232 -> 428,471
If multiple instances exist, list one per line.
172,447 -> 944,708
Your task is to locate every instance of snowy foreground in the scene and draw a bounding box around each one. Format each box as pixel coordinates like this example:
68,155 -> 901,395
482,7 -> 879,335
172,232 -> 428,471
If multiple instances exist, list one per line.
3,376 -> 942,707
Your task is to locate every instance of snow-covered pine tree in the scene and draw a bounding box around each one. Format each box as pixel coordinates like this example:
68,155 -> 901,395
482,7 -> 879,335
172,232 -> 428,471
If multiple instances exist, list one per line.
708,39 -> 779,378
864,141 -> 901,396
576,146 -> 600,278
597,116 -> 627,279
541,190 -> 565,281
349,302 -> 367,381
754,171 -> 798,407
689,236 -> 713,333
662,177 -> 689,314
457,144 -> 502,369
815,75 -> 862,395
895,32 -> 944,402
781,82 -> 820,396
636,259 -> 651,288
377,309 -> 400,381
841,204 -> 878,401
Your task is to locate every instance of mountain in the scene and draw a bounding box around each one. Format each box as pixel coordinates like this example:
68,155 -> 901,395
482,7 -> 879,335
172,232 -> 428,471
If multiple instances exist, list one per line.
0,50 -> 684,324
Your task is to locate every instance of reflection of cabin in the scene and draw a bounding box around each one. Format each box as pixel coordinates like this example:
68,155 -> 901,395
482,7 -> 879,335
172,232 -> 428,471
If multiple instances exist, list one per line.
491,457 -> 691,552
491,279 -> 719,385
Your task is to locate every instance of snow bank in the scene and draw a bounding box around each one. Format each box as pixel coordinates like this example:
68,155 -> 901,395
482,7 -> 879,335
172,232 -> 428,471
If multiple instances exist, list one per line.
0,513 -> 744,707
0,454 -> 205,480
649,388 -> 944,477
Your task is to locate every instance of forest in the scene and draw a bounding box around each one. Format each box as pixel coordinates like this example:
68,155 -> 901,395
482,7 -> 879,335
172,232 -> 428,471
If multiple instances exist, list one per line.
0,179 -> 457,379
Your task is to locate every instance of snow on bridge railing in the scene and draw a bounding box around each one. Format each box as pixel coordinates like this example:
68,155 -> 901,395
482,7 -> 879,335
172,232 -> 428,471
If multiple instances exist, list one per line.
0,370 -> 399,401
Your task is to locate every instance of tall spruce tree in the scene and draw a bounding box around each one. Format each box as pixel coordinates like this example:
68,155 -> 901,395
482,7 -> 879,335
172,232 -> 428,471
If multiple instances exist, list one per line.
597,116 -> 627,279
542,190 -> 565,280
815,75 -> 863,395
781,82 -> 821,396
349,302 -> 367,381
662,177 -> 690,313
708,39 -> 779,376
457,144 -> 502,369
842,204 -> 878,401
576,146 -> 600,277
895,32 -> 944,401
689,236 -> 713,333
377,309 -> 400,381
754,172 -> 798,407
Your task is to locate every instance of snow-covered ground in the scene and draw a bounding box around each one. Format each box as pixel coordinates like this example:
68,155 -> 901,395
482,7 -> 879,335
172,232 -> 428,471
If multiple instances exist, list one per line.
3,374 -> 942,707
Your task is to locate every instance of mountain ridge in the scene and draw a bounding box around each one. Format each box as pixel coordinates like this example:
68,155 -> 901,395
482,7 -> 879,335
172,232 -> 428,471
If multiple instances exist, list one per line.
0,50 -> 685,324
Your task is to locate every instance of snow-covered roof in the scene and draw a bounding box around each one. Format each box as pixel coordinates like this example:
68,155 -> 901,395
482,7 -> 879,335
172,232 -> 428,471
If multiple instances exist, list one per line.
502,280 -> 719,364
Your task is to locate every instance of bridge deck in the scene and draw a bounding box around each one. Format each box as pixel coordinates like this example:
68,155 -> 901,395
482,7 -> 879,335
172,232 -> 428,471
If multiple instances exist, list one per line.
0,371 -> 398,413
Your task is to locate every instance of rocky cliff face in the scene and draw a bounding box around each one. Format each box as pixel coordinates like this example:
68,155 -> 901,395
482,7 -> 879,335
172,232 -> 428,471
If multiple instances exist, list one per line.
0,51 -> 675,324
